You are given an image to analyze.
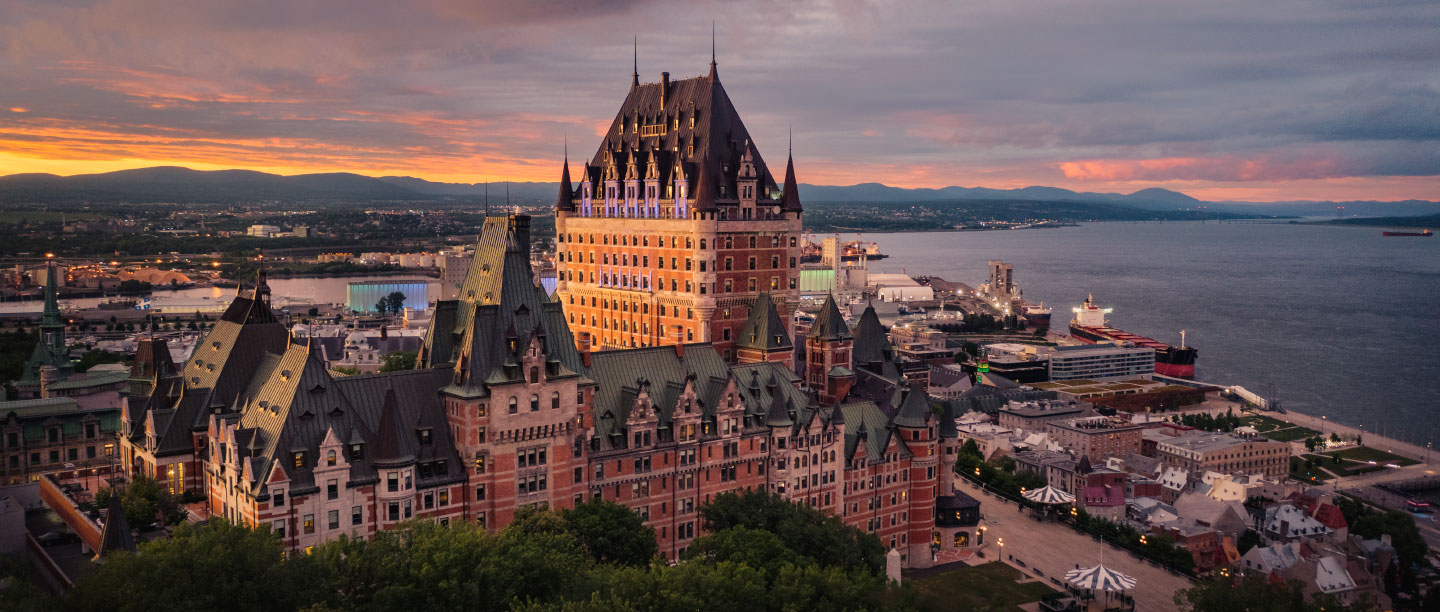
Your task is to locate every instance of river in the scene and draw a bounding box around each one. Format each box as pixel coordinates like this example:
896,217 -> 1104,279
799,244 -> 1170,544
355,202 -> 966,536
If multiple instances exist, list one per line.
862,221 -> 1440,445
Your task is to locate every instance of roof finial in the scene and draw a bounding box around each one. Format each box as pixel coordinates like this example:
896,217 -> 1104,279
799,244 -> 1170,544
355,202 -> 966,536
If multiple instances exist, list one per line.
789,124 -> 793,155
632,35 -> 639,87
484,178 -> 489,215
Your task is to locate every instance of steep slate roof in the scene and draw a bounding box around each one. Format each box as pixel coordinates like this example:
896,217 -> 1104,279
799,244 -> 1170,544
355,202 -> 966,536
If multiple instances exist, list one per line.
417,300 -> 458,368
839,400 -> 911,464
577,66 -> 782,211
809,295 -> 852,341
892,382 -> 933,428
780,152 -> 803,211
18,262 -> 73,386
735,293 -> 792,353
440,216 -> 589,397
851,305 -> 889,364
228,340 -> 459,495
588,344 -> 734,451
95,490 -> 135,559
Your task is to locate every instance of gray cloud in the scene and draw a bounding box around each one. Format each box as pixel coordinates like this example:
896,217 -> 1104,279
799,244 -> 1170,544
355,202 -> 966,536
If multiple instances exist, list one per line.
0,0 -> 1437,196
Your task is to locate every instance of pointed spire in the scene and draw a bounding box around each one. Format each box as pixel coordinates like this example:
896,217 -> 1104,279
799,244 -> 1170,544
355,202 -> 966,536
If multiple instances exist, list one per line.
709,21 -> 718,80
809,294 -> 851,340
254,252 -> 270,305
781,139 -> 802,211
94,489 -> 135,560
40,258 -> 63,337
556,141 -> 575,211
632,35 -> 639,88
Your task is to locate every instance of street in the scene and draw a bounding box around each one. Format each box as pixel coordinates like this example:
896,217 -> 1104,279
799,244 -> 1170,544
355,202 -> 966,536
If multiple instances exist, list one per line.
956,477 -> 1194,611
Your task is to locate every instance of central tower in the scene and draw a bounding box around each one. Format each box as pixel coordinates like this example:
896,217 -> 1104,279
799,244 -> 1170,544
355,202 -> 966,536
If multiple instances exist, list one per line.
554,59 -> 803,362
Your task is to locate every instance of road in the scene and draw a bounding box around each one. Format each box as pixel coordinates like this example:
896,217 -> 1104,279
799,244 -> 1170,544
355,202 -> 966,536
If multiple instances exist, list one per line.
956,477 -> 1193,612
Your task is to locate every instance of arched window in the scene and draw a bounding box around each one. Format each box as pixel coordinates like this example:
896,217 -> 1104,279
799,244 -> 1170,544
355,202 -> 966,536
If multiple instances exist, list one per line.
551,392 -> 561,410
508,397 -> 518,414
529,367 -> 539,384
327,450 -> 336,466
530,394 -> 540,412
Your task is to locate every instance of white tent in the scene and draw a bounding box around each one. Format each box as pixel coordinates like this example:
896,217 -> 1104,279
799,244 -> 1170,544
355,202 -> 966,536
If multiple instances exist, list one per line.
1065,564 -> 1137,592
1022,485 -> 1076,505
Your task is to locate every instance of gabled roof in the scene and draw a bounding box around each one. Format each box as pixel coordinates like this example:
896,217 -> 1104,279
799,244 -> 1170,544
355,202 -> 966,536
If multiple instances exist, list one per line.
808,295 -> 851,341
840,400 -> 910,464
588,344 -> 734,451
735,293 -> 792,353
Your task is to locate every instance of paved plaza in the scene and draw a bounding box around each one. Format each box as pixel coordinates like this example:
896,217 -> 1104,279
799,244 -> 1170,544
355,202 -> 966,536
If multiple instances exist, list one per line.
955,477 -> 1195,611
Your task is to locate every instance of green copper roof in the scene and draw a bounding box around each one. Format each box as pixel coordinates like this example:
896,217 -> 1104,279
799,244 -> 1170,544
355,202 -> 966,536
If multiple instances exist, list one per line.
735,293 -> 792,353
808,295 -> 851,341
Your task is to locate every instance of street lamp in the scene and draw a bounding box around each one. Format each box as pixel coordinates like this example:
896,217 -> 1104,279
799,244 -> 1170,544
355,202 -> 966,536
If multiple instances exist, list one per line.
1139,535 -> 1148,545
998,537 -> 1005,560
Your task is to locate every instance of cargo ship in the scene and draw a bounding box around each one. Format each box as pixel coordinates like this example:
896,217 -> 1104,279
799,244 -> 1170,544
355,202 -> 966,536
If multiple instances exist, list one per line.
1382,229 -> 1431,237
1070,295 -> 1197,378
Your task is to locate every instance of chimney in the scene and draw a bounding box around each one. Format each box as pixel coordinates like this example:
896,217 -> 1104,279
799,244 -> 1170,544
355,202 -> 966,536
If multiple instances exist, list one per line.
39,365 -> 58,398
577,331 -> 592,367
674,342 -> 684,359
512,214 -> 531,249
661,72 -> 670,107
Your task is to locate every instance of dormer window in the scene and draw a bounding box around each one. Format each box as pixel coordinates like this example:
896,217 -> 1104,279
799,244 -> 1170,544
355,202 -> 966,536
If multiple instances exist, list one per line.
418,428 -> 432,445
350,443 -> 364,459
327,450 -> 336,466
293,452 -> 304,468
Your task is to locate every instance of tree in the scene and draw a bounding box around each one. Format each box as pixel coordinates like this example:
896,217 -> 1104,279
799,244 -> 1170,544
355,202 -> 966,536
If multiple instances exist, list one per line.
683,526 -> 799,573
700,490 -> 884,575
331,366 -> 362,377
385,291 -> 406,314
378,351 -> 417,373
75,349 -> 127,372
374,299 -> 389,315
1237,529 -> 1262,554
63,519 -> 326,612
561,499 -> 658,567
1175,574 -> 1371,612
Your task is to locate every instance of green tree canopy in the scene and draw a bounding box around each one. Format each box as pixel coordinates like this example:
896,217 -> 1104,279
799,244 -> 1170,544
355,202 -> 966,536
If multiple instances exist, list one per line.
378,350 -> 417,372
561,499 -> 658,567
700,490 -> 884,575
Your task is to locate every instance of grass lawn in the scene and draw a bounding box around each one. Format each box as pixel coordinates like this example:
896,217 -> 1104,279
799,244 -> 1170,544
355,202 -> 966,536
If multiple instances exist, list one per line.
1242,415 -> 1291,432
1265,426 -> 1321,442
1321,446 -> 1419,466
908,562 -> 1057,612
1290,461 -> 1335,483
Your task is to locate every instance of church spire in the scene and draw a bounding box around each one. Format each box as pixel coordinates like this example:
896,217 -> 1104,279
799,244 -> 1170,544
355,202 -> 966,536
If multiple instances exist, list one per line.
41,257 -> 64,351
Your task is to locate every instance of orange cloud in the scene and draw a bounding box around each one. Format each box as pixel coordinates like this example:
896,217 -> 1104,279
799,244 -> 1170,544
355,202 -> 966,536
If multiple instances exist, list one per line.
1058,155 -> 1348,182
8,107 -> 28,113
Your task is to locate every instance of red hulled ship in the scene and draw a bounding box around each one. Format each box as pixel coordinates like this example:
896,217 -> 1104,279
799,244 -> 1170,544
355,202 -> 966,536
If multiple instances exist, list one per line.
1070,295 -> 1197,378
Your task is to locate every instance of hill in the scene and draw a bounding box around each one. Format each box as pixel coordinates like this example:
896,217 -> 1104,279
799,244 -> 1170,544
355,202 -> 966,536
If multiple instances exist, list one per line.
0,166 -> 1435,217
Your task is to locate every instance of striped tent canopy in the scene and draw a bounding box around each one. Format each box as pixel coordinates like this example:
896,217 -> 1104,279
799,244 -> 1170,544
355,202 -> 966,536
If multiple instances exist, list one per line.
1022,485 -> 1076,505
1065,565 -> 1137,592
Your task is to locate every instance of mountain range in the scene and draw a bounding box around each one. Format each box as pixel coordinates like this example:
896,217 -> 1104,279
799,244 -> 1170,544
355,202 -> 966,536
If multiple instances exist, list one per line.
0,166 -> 1435,217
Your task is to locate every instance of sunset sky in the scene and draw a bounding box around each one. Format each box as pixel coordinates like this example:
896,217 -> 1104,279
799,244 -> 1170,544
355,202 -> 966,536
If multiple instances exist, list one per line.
2,0 -> 1437,202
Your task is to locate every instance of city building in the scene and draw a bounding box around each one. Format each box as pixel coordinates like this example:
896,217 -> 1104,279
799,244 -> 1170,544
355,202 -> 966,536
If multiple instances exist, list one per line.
1046,343 -> 1154,381
119,214 -> 952,568
1151,430 -> 1289,481
997,400 -> 1095,432
1046,416 -> 1144,463
553,60 -> 803,360
246,224 -> 283,238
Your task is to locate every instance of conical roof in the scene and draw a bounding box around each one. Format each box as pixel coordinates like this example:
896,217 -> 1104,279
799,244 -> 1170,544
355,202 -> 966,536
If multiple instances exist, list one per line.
808,295 -> 851,341
372,389 -> 414,467
41,261 -> 62,329
852,305 -> 889,365
95,489 -> 135,560
780,153 -> 802,211
556,155 -> 575,211
736,293 -> 792,353
765,388 -> 794,428
893,382 -> 932,428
